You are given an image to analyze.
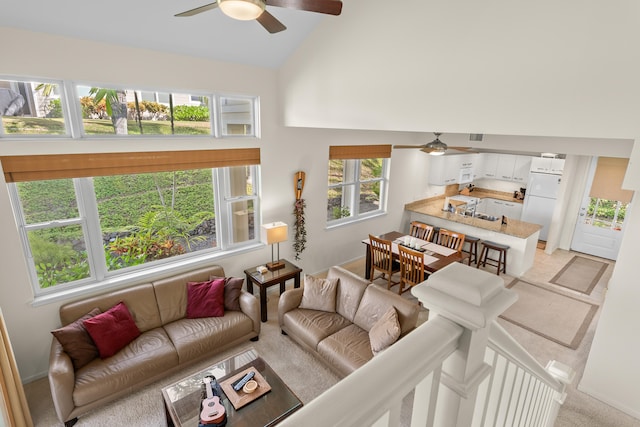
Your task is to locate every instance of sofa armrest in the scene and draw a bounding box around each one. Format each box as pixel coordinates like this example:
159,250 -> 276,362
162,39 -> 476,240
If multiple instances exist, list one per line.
239,290 -> 260,336
48,339 -> 76,424
278,288 -> 303,327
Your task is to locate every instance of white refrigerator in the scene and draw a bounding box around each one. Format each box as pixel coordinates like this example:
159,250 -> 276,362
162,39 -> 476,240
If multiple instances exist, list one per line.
521,172 -> 562,241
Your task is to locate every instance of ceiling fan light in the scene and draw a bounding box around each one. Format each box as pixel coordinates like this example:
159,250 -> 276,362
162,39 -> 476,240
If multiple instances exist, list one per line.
421,139 -> 448,156
219,0 -> 265,20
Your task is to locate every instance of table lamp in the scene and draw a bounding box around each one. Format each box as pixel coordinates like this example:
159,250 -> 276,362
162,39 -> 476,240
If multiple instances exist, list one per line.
261,221 -> 288,271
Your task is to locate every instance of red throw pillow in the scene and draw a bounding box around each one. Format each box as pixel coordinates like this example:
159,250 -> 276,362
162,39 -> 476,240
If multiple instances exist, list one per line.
51,307 -> 101,370
83,302 -> 141,359
186,278 -> 226,319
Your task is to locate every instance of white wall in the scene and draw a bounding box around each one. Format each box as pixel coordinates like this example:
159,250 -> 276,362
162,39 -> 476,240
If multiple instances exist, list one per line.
0,27 -> 419,380
280,0 -> 640,141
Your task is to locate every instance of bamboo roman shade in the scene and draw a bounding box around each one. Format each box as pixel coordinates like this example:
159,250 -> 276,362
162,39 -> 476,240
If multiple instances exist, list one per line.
329,145 -> 392,160
589,157 -> 634,204
0,148 -> 260,183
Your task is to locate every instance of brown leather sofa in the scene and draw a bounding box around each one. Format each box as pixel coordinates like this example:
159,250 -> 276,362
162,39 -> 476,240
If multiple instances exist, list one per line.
278,266 -> 420,378
48,265 -> 260,426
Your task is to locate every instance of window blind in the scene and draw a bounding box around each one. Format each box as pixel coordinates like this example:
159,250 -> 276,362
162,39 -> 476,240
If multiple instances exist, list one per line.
329,145 -> 392,160
589,157 -> 634,203
0,148 -> 260,182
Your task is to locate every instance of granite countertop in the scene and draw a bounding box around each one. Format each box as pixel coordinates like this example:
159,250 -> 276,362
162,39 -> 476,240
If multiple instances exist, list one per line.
405,196 -> 541,239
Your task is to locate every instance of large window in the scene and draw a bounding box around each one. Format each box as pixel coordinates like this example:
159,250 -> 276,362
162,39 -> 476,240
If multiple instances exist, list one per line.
327,145 -> 390,225
4,151 -> 261,296
0,77 -> 257,138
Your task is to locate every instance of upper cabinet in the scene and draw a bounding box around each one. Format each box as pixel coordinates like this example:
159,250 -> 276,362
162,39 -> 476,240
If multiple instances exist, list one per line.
479,153 -> 499,179
512,155 -> 532,182
495,154 -> 517,180
530,157 -> 565,174
428,153 -> 479,185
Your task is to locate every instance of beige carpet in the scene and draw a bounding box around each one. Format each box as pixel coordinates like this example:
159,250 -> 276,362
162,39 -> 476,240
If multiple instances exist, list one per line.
550,255 -> 609,295
502,279 -> 599,349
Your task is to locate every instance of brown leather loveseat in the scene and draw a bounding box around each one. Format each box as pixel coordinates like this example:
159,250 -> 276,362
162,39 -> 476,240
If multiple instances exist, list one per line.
278,266 -> 420,378
48,265 -> 260,426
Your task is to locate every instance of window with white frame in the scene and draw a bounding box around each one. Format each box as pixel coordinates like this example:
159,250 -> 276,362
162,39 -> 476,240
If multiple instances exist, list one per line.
4,150 -> 260,296
0,77 -> 258,139
327,145 -> 391,225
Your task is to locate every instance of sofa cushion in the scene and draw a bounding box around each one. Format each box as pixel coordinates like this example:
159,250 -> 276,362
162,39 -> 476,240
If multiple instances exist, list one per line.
369,307 -> 401,355
299,275 -> 339,312
281,309 -> 352,350
153,265 -> 226,325
353,285 -> 420,336
186,279 -> 225,319
317,324 -> 372,376
72,328 -> 178,407
51,308 -> 101,370
83,302 -> 141,359
60,283 -> 162,333
327,266 -> 369,322
163,312 -> 254,363
211,276 -> 244,311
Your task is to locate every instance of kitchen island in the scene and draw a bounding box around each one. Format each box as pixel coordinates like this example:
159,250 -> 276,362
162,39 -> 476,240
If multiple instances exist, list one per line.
405,196 -> 541,276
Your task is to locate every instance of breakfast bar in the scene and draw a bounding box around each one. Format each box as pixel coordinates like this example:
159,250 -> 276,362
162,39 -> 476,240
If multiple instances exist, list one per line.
405,197 -> 542,276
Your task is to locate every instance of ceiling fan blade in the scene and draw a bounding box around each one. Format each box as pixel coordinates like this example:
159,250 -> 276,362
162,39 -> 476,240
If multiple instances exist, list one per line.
175,2 -> 219,17
393,145 -> 425,149
267,0 -> 342,15
449,147 -> 478,152
256,10 -> 287,33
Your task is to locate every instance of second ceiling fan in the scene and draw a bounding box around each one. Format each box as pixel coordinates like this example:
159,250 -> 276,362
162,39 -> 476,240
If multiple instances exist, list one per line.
175,0 -> 343,34
394,133 -> 477,156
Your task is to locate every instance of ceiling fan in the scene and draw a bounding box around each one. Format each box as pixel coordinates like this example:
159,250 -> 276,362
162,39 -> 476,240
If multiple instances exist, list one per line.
175,0 -> 343,34
394,133 -> 477,156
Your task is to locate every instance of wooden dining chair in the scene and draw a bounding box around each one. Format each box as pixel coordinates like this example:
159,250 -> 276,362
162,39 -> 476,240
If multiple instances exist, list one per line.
368,234 -> 400,290
409,221 -> 434,242
437,229 -> 466,253
398,245 -> 426,295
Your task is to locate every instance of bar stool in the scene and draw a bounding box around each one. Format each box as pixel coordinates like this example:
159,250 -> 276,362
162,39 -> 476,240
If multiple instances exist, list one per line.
462,235 -> 480,266
477,241 -> 509,275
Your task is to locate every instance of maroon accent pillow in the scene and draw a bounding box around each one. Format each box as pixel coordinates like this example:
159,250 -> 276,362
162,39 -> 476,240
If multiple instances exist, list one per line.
83,302 -> 141,359
186,278 -> 226,319
51,308 -> 101,370
210,276 -> 244,311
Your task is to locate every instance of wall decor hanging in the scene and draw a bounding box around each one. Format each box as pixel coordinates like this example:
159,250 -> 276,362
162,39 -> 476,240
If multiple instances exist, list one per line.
293,171 -> 307,260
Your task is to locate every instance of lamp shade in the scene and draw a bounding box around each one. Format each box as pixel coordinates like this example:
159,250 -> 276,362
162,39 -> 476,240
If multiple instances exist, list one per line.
261,222 -> 288,245
218,0 -> 265,20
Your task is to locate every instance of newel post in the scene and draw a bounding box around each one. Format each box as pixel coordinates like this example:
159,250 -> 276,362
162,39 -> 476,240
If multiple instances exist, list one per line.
412,262 -> 518,427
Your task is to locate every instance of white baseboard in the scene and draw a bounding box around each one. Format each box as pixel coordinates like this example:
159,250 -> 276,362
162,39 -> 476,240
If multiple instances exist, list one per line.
577,382 -> 640,421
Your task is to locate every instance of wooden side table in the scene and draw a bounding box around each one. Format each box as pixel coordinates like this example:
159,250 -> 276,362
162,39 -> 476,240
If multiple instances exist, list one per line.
244,259 -> 302,322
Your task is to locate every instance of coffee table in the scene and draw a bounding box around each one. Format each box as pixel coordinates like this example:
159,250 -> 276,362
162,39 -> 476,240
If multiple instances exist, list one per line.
162,348 -> 302,427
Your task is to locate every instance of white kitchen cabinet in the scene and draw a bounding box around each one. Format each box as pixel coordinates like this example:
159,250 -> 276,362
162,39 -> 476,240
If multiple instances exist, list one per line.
512,155 -> 532,183
480,153 -> 499,179
530,157 -> 565,174
496,154 -> 517,180
428,155 -> 460,185
502,201 -> 523,220
480,198 -> 523,220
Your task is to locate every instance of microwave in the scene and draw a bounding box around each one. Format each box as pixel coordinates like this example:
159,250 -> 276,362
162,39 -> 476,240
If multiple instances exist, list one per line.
459,167 -> 474,184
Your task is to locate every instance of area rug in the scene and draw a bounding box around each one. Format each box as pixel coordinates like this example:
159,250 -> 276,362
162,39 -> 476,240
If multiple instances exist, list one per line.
549,255 -> 609,295
501,279 -> 599,349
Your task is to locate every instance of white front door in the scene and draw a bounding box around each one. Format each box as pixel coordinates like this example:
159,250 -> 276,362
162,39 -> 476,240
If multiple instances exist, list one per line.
571,157 -> 632,260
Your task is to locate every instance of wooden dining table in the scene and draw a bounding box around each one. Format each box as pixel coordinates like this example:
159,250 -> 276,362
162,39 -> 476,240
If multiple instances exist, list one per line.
363,231 -> 469,279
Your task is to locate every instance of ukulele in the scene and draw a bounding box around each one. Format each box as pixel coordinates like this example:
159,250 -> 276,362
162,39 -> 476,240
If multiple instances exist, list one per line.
200,377 -> 226,425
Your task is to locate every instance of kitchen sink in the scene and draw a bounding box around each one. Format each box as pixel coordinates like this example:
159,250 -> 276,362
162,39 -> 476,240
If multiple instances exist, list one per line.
473,213 -> 500,221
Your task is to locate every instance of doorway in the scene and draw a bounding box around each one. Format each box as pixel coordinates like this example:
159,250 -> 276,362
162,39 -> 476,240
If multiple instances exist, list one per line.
571,157 -> 633,260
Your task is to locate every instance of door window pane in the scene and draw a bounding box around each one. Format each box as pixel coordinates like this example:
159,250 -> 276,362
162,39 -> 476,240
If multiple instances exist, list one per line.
0,79 -> 67,135
585,198 -> 627,231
